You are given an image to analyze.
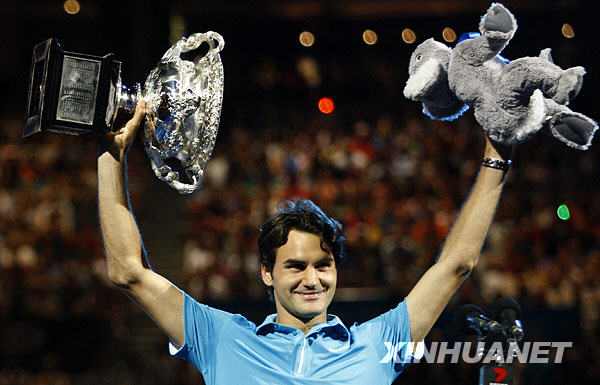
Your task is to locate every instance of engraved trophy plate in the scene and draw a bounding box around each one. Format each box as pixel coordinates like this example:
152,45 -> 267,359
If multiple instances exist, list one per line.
56,56 -> 101,125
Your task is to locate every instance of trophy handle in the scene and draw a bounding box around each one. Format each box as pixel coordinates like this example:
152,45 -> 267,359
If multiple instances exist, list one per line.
201,31 -> 225,54
161,32 -> 225,63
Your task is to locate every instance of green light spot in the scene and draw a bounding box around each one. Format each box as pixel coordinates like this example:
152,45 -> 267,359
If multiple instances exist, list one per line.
557,204 -> 570,220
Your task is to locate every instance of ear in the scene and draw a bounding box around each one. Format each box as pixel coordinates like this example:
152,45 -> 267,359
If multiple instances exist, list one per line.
261,265 -> 273,286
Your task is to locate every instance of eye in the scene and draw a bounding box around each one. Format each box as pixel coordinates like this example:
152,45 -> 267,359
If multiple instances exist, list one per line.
316,262 -> 332,271
286,263 -> 305,271
416,53 -> 423,61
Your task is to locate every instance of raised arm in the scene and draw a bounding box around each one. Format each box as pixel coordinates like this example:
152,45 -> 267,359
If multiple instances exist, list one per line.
405,137 -> 512,342
98,102 -> 184,347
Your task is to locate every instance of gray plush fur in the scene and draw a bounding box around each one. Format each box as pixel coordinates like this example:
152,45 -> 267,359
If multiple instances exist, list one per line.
404,2 -> 597,150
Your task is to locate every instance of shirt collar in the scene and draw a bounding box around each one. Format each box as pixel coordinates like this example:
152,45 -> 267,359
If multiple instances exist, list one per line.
256,313 -> 350,341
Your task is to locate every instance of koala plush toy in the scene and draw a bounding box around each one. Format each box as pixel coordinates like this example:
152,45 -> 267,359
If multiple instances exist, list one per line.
404,2 -> 597,150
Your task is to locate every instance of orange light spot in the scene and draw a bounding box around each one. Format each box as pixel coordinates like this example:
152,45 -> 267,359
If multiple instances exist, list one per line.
64,0 -> 80,14
363,29 -> 378,45
442,27 -> 457,43
402,28 -> 417,44
318,97 -> 335,114
299,31 -> 315,47
562,23 -> 575,39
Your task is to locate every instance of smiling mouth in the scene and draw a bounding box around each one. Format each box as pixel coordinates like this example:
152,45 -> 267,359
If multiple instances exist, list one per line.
295,291 -> 325,300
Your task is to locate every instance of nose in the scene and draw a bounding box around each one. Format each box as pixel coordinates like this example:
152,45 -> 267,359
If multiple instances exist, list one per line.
301,266 -> 319,288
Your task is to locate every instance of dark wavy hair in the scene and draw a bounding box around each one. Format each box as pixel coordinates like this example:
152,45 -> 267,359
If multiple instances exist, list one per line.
258,199 -> 346,276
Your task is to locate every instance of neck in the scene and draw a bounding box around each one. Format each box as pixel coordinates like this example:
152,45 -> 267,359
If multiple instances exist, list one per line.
276,312 -> 327,335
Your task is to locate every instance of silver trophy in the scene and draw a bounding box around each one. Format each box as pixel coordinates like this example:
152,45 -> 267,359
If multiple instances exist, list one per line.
142,32 -> 224,194
25,32 -> 225,194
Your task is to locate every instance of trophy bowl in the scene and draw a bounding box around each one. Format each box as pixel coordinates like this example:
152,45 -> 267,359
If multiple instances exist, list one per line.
142,32 -> 224,194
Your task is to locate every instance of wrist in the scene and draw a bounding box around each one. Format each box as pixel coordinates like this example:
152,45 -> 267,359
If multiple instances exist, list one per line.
481,157 -> 511,171
484,136 -> 513,161
98,138 -> 126,164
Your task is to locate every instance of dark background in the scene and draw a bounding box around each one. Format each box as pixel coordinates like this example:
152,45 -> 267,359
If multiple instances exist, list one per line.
1,1 -> 599,384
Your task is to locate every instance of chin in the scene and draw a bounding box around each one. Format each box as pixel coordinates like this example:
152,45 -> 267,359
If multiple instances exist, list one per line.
295,301 -> 328,318
296,310 -> 324,321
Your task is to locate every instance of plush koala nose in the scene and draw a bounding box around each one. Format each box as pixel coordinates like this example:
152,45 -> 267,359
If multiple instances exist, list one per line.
403,59 -> 441,101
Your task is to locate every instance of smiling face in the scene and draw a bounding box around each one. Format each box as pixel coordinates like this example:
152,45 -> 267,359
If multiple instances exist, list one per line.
261,229 -> 337,328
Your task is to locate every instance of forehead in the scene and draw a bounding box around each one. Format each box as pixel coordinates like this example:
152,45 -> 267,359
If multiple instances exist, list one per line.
275,229 -> 330,263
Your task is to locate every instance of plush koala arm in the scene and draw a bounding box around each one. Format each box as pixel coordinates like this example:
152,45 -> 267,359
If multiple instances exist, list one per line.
454,3 -> 517,66
479,3 -> 517,41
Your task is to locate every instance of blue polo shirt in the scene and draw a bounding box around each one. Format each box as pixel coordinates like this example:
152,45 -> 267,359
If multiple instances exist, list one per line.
170,292 -> 416,384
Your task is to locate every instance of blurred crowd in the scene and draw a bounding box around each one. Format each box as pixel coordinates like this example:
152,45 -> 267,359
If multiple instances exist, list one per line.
1,48 -> 599,384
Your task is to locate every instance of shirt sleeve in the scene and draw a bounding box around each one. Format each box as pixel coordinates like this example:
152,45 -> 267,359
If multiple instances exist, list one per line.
363,299 -> 419,381
169,292 -> 234,378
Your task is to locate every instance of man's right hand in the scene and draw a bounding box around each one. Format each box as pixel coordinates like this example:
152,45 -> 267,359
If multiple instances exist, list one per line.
101,100 -> 147,156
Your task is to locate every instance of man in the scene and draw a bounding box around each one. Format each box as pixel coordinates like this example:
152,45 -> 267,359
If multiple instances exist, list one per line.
98,101 -> 512,384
